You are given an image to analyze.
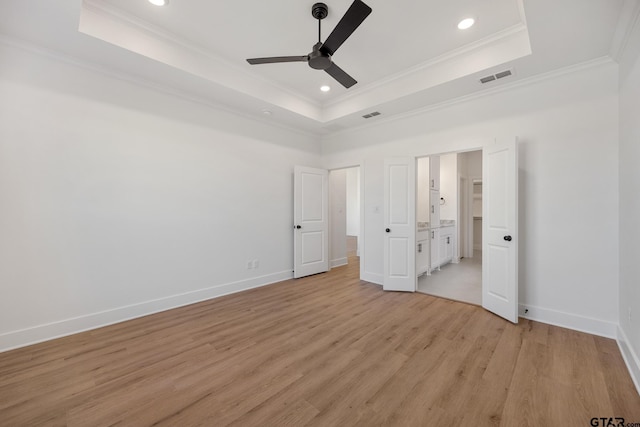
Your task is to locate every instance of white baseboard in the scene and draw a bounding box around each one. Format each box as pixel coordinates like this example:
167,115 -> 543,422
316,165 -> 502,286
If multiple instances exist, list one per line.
361,271 -> 383,285
518,303 -> 617,338
330,257 -> 348,268
617,326 -> 640,396
0,270 -> 293,353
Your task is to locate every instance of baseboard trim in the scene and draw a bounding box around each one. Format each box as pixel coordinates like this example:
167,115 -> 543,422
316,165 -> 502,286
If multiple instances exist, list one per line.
518,303 -> 617,339
0,270 -> 293,353
617,326 -> 640,396
330,257 -> 348,268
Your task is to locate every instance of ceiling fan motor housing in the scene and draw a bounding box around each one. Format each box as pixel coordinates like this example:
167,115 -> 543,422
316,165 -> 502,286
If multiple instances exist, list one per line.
308,42 -> 332,70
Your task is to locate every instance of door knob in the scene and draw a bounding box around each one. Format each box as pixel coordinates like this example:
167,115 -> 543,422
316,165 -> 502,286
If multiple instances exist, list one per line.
504,235 -> 512,241
385,228 -> 391,233
295,225 -> 302,229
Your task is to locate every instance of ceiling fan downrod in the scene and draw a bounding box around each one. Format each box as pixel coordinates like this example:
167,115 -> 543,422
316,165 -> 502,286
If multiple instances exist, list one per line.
312,3 -> 328,43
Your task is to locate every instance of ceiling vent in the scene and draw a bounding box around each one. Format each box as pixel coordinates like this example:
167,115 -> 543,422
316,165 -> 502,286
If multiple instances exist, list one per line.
480,69 -> 513,84
362,111 -> 381,119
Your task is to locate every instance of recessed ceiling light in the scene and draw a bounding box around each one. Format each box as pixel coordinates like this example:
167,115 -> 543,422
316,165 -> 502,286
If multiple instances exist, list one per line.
457,17 -> 475,30
262,109 -> 273,116
320,85 -> 331,92
148,0 -> 168,6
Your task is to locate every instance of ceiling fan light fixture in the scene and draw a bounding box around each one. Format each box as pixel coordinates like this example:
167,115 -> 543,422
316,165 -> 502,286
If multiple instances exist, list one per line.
457,17 -> 475,30
148,0 -> 168,6
320,85 -> 331,92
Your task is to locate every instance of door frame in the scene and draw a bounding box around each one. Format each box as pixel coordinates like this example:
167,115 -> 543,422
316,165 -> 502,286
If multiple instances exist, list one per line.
327,163 -> 365,281
414,141 -> 518,323
458,175 -> 467,261
468,175 -> 482,257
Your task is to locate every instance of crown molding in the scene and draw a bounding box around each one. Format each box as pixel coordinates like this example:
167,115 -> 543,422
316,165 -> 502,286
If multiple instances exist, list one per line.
0,34 -> 615,142
81,0 -> 531,127
322,23 -> 530,109
323,56 -> 616,140
0,35 -> 323,140
81,0 -> 322,110
610,0 -> 640,62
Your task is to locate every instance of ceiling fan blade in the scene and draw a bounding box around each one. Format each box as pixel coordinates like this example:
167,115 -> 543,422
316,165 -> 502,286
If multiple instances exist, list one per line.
247,56 -> 308,65
325,62 -> 357,88
320,0 -> 372,56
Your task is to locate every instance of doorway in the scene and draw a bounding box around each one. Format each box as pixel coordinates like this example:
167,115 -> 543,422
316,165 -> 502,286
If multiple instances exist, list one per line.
416,150 -> 483,305
380,138 -> 518,323
329,166 -> 361,271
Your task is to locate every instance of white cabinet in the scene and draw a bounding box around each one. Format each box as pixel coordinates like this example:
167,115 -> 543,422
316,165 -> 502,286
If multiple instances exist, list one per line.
430,228 -> 440,271
439,226 -> 455,266
416,229 -> 430,276
417,239 -> 429,276
429,190 -> 440,228
416,156 -> 455,276
429,156 -> 440,190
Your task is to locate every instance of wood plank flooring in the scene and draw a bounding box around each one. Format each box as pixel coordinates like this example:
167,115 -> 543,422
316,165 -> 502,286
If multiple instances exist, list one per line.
1,257 -> 639,426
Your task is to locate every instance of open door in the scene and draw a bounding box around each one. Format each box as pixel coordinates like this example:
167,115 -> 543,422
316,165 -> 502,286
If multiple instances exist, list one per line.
294,166 -> 329,278
482,138 -> 518,323
383,158 -> 416,292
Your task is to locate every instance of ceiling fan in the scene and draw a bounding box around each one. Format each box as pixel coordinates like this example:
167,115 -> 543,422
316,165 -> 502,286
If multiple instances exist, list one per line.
246,0 -> 372,89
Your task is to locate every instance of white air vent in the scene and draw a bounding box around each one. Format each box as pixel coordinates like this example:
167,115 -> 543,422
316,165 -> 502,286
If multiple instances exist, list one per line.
480,69 -> 513,84
362,111 -> 381,119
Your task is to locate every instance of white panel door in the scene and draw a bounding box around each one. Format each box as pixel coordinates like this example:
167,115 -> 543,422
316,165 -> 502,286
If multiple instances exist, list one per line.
383,158 -> 416,292
294,166 -> 329,279
482,138 -> 518,323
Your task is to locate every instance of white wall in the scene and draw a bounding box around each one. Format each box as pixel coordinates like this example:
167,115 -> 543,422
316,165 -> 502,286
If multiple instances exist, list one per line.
463,150 -> 483,178
618,13 -> 640,391
330,169 -> 347,267
322,60 -> 619,337
0,44 -> 321,351
345,167 -> 360,237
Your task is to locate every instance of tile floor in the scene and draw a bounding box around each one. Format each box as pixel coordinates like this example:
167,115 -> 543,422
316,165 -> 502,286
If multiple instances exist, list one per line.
417,250 -> 482,305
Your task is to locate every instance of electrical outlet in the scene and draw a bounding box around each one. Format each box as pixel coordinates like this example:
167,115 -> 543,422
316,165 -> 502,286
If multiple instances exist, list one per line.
247,260 -> 253,270
254,259 -> 259,269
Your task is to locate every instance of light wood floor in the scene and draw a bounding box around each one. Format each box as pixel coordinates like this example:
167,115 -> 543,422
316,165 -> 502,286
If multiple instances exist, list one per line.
1,257 -> 639,426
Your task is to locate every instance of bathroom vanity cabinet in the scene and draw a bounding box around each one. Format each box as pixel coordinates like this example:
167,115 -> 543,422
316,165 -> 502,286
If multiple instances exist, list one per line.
417,155 -> 457,276
439,225 -> 455,266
